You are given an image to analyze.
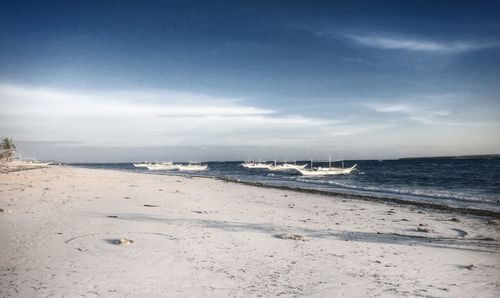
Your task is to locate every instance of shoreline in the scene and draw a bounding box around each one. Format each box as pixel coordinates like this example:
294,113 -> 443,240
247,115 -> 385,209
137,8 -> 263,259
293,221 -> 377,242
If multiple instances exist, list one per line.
70,164 -> 500,218
213,176 -> 500,219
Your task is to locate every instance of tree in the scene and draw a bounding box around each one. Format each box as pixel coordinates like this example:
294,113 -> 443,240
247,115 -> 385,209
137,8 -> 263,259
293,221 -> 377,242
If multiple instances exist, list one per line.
0,137 -> 16,162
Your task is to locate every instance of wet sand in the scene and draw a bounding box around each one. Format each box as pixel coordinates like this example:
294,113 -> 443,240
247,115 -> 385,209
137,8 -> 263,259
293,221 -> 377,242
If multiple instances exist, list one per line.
1,166 -> 499,297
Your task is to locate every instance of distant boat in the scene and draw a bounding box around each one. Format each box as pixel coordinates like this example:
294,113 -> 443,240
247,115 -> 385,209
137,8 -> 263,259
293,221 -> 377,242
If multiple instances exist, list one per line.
177,162 -> 208,171
133,162 -> 154,168
11,154 -> 52,167
297,157 -> 357,176
268,160 -> 307,172
7,160 -> 52,168
240,160 -> 272,169
25,161 -> 53,167
145,162 -> 178,171
298,165 -> 357,176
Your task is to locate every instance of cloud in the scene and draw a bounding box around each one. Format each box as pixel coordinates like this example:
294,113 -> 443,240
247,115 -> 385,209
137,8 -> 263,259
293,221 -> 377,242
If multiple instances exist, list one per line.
431,110 -> 450,116
0,84 -> 274,117
372,103 -> 414,113
365,102 -> 460,126
0,83 -> 385,148
367,101 -> 496,127
345,34 -> 500,54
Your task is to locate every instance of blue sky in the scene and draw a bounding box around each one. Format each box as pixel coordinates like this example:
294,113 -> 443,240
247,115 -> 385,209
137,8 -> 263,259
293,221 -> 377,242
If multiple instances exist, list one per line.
1,0 -> 499,162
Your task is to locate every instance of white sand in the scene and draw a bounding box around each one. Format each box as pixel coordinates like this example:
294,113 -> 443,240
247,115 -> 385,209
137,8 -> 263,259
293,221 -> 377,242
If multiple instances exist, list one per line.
1,166 -> 499,297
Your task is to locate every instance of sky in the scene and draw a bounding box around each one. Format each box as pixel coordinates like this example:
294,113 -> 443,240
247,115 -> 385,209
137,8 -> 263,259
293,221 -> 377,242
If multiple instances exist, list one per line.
1,0 -> 499,162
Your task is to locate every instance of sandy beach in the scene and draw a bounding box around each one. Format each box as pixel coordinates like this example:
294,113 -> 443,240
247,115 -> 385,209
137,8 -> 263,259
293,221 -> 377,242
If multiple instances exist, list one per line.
0,166 -> 499,297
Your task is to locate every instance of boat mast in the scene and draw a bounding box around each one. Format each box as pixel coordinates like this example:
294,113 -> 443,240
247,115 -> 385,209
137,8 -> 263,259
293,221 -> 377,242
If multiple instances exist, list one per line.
329,155 -> 331,169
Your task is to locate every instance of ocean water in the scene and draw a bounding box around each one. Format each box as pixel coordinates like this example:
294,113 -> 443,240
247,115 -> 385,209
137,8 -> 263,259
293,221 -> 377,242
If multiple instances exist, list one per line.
71,158 -> 500,213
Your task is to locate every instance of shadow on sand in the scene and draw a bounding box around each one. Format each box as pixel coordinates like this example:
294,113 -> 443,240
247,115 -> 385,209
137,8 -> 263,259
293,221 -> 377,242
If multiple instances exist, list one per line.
98,213 -> 498,253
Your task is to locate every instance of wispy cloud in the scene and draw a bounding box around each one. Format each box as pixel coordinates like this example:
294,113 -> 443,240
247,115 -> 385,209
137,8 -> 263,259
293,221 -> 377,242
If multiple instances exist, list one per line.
0,84 -> 274,117
365,102 -> 459,126
365,100 -> 497,127
345,34 -> 500,54
0,83 -> 385,148
372,103 -> 414,113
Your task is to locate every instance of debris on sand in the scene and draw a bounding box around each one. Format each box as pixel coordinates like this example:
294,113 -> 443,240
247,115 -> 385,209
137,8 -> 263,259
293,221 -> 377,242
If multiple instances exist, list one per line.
416,227 -> 432,233
459,264 -> 474,270
274,234 -> 306,241
192,210 -> 217,214
0,208 -> 4,213
144,204 -> 159,207
107,215 -> 119,218
112,238 -> 134,245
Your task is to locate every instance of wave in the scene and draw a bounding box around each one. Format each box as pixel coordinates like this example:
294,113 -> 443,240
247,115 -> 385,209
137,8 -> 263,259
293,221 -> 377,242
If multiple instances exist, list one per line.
294,178 -> 493,204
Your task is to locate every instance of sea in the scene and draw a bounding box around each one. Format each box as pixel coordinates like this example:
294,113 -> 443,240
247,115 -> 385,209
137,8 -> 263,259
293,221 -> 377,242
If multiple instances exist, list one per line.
71,157 -> 500,214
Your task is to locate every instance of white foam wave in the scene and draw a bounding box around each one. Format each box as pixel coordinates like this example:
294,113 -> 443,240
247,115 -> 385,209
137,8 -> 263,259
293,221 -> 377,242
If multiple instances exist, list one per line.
295,178 -> 490,203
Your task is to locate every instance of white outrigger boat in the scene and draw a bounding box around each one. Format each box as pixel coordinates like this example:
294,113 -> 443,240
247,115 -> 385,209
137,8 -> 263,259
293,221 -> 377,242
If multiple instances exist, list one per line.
297,157 -> 357,176
12,160 -> 53,167
9,154 -> 53,167
268,160 -> 307,172
145,162 -> 179,171
176,162 -> 208,171
240,160 -> 272,169
133,162 -> 154,168
27,161 -> 53,166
